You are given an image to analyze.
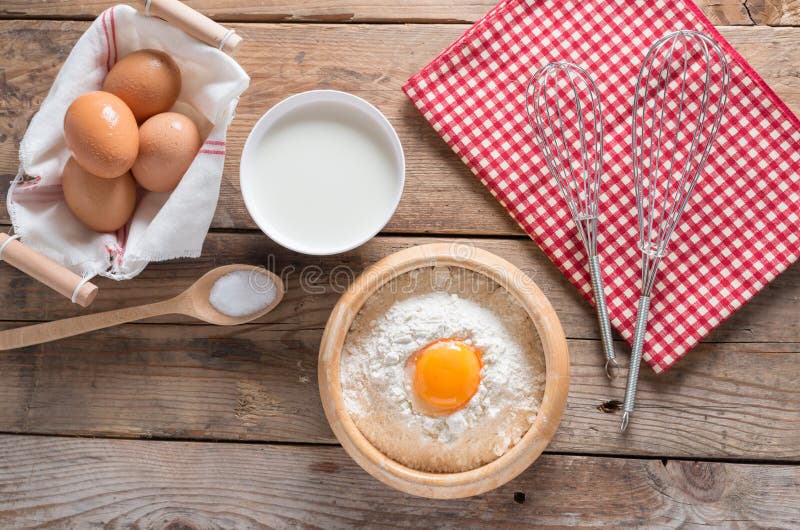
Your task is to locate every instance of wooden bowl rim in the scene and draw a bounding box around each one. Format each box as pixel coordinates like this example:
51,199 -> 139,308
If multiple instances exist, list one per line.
318,243 -> 570,499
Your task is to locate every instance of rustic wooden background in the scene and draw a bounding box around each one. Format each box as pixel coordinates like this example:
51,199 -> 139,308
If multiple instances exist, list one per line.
0,0 -> 799,527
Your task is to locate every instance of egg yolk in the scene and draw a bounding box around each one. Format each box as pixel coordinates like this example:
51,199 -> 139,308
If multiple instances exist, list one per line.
406,339 -> 482,416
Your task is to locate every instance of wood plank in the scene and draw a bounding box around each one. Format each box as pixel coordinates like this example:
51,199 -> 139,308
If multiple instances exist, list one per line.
704,0 -> 760,24
761,0 -> 800,25
3,23 -> 800,235
717,28 -> 800,116
0,1 -> 780,25
0,317 -> 797,460
2,231 -> 800,347
705,0 -> 800,26
0,435 -> 797,527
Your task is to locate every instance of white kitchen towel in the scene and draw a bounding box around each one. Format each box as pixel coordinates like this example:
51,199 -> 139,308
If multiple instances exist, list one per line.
8,4 -> 249,280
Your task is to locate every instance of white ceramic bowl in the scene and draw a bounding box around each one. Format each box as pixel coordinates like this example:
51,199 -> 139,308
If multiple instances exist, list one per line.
240,90 -> 405,255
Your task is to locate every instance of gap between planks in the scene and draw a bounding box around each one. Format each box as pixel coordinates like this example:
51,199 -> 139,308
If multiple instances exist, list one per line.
2,429 -> 798,467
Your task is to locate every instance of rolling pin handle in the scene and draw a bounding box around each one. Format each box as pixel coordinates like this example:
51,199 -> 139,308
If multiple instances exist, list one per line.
136,0 -> 243,55
0,233 -> 21,259
0,233 -> 99,308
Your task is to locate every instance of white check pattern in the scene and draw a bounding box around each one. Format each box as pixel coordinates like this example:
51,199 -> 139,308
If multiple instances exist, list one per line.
403,0 -> 800,373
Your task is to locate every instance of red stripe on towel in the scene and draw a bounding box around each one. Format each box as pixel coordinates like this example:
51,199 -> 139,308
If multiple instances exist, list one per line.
101,10 -> 111,71
109,6 -> 118,65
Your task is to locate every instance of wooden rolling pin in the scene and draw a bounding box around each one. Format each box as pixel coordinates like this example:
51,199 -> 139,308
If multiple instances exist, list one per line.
0,233 -> 98,308
136,0 -> 242,55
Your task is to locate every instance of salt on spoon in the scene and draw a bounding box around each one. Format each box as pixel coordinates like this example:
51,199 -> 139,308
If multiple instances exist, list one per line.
0,265 -> 283,351
210,269 -> 278,318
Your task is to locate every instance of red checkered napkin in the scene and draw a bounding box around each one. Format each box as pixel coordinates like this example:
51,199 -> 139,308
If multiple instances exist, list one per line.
403,0 -> 800,373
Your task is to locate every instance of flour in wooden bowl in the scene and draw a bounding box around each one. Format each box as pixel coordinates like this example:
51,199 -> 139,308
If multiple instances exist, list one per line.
340,266 -> 546,473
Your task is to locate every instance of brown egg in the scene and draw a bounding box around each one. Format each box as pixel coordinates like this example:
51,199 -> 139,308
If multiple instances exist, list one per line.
64,91 -> 139,179
132,112 -> 201,193
61,157 -> 137,232
102,49 -> 182,123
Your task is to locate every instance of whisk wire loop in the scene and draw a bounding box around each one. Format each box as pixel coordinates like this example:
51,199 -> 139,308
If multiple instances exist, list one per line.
622,30 -> 730,430
526,62 -> 604,254
633,30 -> 730,265
526,62 -> 617,376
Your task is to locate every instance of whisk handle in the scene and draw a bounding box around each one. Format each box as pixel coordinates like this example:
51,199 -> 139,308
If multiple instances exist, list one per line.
621,295 -> 651,432
589,255 -> 618,379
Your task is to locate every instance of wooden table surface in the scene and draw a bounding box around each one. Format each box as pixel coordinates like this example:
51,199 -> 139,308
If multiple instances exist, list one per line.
1,1 -> 799,527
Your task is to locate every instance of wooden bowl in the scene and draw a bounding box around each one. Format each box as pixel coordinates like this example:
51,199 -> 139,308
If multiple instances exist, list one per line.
318,243 -> 570,499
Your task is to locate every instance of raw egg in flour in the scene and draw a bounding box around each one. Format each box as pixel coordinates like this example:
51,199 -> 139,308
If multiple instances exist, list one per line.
406,339 -> 482,416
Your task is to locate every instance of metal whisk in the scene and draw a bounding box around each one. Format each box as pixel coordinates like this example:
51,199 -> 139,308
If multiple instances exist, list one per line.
526,62 -> 618,378
621,30 -> 730,431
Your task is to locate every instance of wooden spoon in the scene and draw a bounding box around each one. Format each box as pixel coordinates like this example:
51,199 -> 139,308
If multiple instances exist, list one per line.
0,264 -> 284,351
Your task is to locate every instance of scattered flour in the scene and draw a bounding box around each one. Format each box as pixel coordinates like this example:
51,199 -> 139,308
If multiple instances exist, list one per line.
209,270 -> 277,317
340,266 -> 546,473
